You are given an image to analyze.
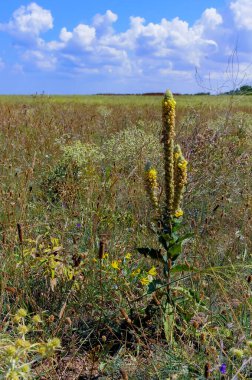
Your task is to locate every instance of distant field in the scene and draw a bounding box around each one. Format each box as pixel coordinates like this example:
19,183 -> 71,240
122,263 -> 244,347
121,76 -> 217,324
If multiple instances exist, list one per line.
0,93 -> 252,108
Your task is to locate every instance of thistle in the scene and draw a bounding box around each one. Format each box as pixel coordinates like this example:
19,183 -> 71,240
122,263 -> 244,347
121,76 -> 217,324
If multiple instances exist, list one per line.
162,90 -> 176,216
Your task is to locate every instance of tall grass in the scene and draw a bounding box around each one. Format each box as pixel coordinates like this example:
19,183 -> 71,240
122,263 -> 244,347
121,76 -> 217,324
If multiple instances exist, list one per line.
0,93 -> 251,379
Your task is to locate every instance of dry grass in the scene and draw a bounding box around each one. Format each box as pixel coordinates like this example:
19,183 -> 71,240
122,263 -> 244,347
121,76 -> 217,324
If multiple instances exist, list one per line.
0,94 -> 251,379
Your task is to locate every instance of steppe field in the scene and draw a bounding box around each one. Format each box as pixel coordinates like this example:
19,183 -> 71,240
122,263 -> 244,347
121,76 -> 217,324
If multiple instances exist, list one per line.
0,93 -> 251,379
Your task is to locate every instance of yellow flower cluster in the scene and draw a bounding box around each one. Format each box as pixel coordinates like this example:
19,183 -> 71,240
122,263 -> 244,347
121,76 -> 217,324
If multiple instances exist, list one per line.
140,266 -> 157,286
37,337 -> 61,357
173,144 -> 187,216
174,209 -> 183,218
145,166 -> 159,210
162,90 -> 176,214
131,268 -> 141,277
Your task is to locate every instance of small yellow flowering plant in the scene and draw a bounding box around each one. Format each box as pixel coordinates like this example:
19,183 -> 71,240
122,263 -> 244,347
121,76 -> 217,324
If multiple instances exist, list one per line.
0,309 -> 61,379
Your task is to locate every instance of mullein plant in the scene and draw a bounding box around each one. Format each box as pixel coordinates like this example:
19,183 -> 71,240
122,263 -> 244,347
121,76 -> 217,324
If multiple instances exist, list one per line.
138,90 -> 191,342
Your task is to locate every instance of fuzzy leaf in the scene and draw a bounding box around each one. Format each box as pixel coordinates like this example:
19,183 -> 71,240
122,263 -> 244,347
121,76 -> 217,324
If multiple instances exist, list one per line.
168,242 -> 182,260
147,279 -> 163,294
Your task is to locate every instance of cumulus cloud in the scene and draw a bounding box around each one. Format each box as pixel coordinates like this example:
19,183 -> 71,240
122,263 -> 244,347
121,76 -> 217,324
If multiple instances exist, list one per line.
0,2 -> 53,45
61,24 -> 96,50
230,0 -> 252,30
93,10 -> 118,37
22,50 -> 57,71
1,2 -> 251,93
112,9 -> 223,67
198,8 -> 223,30
0,2 -> 225,73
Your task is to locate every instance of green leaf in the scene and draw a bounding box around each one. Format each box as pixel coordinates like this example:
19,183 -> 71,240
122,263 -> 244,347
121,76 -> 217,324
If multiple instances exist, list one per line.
137,247 -> 164,262
177,232 -> 194,243
147,279 -> 163,294
158,234 -> 169,250
171,264 -> 193,273
168,242 -> 182,258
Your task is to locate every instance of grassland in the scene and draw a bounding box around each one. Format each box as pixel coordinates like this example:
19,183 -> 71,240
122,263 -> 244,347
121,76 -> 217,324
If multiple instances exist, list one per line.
0,94 -> 251,379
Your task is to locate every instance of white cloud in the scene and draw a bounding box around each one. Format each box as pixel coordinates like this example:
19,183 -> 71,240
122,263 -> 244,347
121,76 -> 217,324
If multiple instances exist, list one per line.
1,3 -> 251,93
93,10 -> 118,37
65,24 -> 96,49
111,10 -> 222,67
0,5 -> 225,76
0,2 -> 53,45
198,8 -> 223,30
0,4 -> 224,73
230,0 -> 252,30
22,49 -> 57,70
59,27 -> 72,43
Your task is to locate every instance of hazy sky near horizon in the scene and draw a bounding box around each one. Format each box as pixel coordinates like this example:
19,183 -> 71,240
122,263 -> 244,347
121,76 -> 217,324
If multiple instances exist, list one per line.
0,0 -> 251,94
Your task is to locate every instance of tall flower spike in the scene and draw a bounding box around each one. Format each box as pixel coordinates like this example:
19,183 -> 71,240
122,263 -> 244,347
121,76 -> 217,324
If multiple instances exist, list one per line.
173,144 -> 187,215
145,163 -> 159,211
162,90 -> 176,216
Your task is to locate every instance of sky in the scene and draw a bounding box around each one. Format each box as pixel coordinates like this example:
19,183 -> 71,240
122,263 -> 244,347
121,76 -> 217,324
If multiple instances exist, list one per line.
0,0 -> 252,94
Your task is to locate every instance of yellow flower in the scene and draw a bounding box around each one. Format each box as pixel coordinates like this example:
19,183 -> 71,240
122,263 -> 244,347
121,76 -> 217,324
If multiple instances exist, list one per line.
16,308 -> 27,318
131,268 -> 141,277
173,144 -> 187,214
174,152 -> 180,159
37,344 -> 47,356
102,252 -> 109,259
21,364 -> 30,373
140,277 -> 150,286
5,345 -> 17,356
47,337 -> 61,349
32,314 -> 42,324
178,159 -> 188,169
174,209 -> 183,218
13,315 -> 21,324
111,260 -> 120,270
148,168 -> 157,181
17,324 -> 29,335
125,253 -> 132,260
148,266 -> 157,276
15,338 -> 31,349
145,166 -> 159,210
92,258 -> 97,263
7,371 -> 19,380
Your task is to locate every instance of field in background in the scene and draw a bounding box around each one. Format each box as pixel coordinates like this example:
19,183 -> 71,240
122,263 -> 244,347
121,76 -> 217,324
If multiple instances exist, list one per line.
0,94 -> 251,379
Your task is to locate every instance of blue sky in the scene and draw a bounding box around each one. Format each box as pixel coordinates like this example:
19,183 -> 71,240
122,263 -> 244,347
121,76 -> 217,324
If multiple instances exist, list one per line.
0,0 -> 251,94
